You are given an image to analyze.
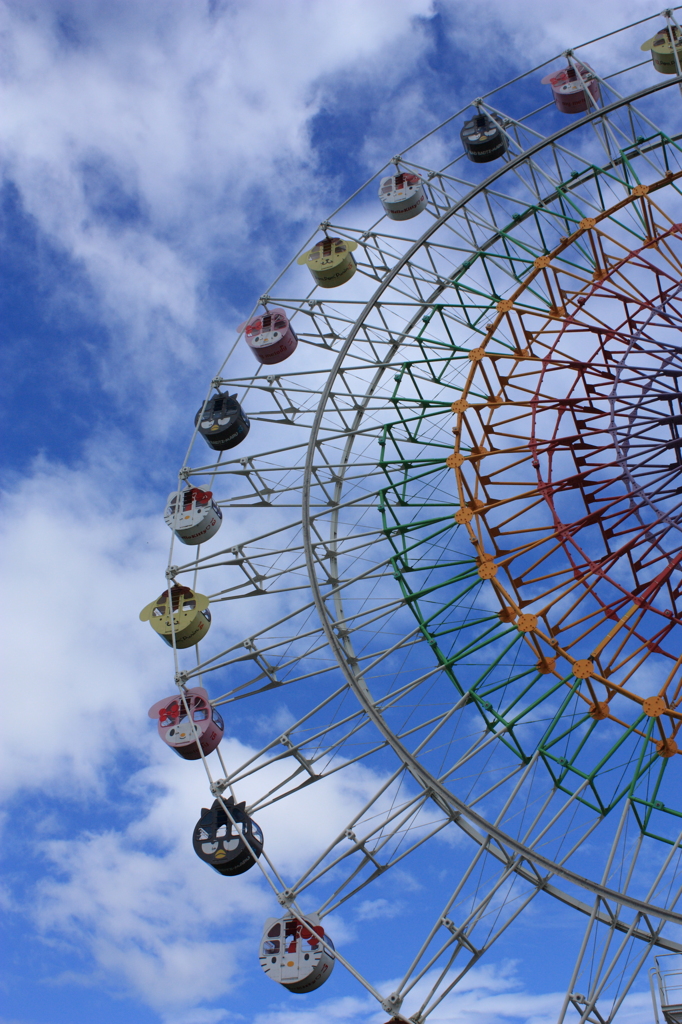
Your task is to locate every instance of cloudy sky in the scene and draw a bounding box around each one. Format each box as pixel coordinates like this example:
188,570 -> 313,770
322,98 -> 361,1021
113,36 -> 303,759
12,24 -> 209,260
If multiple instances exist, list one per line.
1,1 -> 677,1023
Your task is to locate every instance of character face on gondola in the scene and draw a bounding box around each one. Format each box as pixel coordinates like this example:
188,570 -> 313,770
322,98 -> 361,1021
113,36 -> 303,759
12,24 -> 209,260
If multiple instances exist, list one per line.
460,112 -> 508,163
164,486 -> 223,545
167,487 -> 210,515
642,25 -> 682,73
541,61 -> 600,113
310,238 -> 345,262
245,309 -> 288,348
139,586 -> 211,648
193,798 -> 264,876
195,393 -> 250,451
258,913 -> 335,992
197,394 -> 239,432
148,687 -> 224,759
379,172 -> 421,196
238,307 -> 298,364
197,820 -> 242,859
378,172 -> 427,220
296,237 -> 358,287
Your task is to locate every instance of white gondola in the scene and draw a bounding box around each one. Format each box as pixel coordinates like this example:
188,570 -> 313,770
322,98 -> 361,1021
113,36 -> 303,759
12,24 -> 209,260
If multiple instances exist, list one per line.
259,912 -> 335,993
164,486 -> 222,545
378,171 -> 427,220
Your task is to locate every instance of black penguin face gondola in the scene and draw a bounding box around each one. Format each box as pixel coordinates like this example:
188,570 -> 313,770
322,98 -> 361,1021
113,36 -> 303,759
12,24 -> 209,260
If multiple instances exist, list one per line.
193,797 -> 263,876
195,393 -> 250,451
460,112 -> 508,163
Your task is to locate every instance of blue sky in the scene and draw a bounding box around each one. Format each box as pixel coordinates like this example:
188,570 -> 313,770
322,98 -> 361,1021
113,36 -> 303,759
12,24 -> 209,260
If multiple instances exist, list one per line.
1,2 -> 677,1023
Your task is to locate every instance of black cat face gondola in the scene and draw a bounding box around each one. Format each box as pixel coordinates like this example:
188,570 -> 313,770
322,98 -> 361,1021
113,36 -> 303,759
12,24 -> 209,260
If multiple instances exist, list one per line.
195,392 -> 250,451
193,797 -> 263,876
460,112 -> 508,163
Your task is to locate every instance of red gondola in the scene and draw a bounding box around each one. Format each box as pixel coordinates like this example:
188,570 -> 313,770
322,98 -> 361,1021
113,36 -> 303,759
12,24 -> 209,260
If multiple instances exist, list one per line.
542,61 -> 600,114
239,307 -> 298,364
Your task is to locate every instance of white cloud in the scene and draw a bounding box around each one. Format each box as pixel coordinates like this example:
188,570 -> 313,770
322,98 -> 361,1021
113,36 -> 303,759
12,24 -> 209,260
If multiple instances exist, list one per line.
355,897 -> 403,921
27,732 -> 403,1018
0,0 -> 436,409
0,454 -> 167,796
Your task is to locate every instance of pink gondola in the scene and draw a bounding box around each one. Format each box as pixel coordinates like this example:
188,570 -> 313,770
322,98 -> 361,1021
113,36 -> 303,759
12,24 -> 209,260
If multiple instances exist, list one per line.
542,61 -> 600,114
148,686 -> 224,759
239,307 -> 298,365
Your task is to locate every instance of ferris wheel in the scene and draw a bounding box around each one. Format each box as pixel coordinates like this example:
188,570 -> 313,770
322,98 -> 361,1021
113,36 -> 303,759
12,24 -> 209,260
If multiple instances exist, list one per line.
143,10 -> 682,1024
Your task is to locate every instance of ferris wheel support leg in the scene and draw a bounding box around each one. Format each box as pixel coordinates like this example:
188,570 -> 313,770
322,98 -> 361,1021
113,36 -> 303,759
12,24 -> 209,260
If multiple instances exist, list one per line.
409,880 -> 549,1022
556,805 -> 682,1024
556,798 -> 637,1024
396,803 -> 604,1016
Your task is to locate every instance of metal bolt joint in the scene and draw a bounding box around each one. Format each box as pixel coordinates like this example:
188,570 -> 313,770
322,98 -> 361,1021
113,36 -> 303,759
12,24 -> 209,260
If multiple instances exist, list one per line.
381,992 -> 403,1014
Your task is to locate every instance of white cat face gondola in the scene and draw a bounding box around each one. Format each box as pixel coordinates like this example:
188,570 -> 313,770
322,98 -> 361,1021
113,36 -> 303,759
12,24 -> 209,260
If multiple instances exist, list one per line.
195,392 -> 250,451
148,687 -> 224,760
259,912 -> 335,993
193,797 -> 263,876
139,585 -> 211,648
378,172 -> 427,220
460,112 -> 508,163
164,486 -> 222,545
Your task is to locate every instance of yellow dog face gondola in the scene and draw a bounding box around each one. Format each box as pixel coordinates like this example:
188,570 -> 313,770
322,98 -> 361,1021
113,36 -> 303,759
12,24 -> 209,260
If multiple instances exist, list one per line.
139,585 -> 211,648
642,25 -> 682,74
297,237 -> 358,287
